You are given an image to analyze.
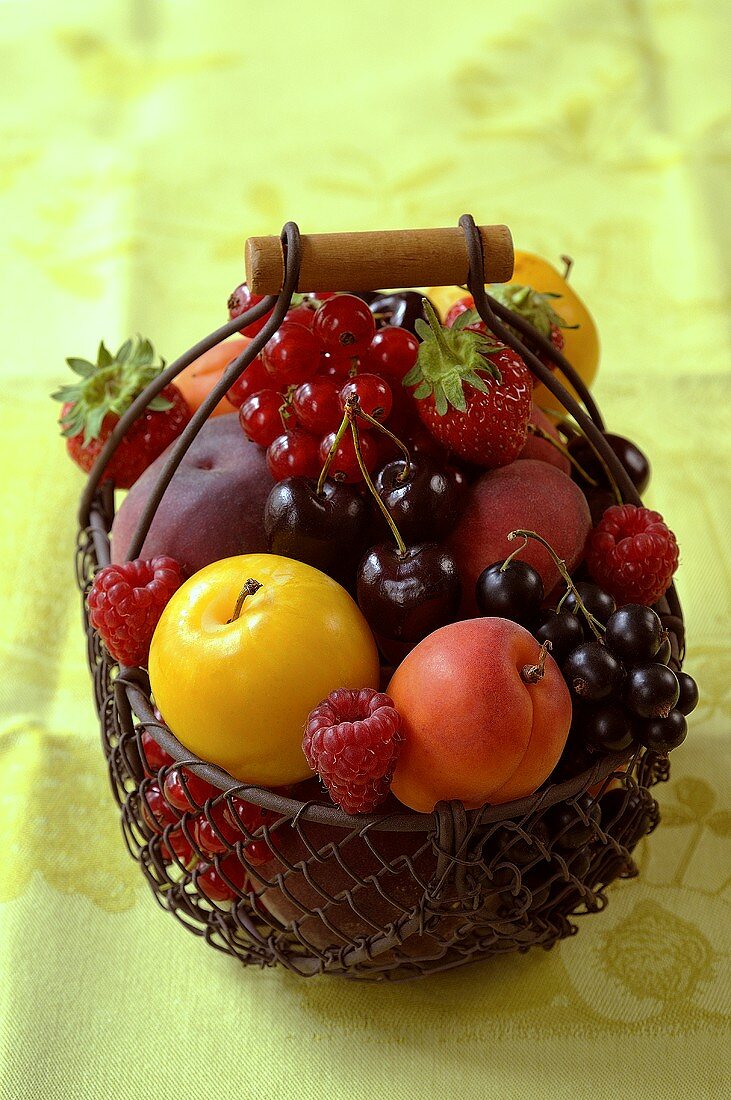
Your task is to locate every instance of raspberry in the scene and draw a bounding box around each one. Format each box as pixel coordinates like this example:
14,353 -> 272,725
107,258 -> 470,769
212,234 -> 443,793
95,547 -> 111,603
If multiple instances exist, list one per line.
586,504 -> 679,606
87,556 -> 184,666
303,688 -> 403,815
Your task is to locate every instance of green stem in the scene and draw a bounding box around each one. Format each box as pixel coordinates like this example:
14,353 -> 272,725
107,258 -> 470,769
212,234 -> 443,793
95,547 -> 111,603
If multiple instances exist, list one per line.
528,423 -> 599,487
560,255 -> 574,281
422,298 -> 454,359
228,578 -> 262,623
507,529 -> 605,640
358,407 -> 411,482
316,409 -> 351,495
350,418 -> 407,555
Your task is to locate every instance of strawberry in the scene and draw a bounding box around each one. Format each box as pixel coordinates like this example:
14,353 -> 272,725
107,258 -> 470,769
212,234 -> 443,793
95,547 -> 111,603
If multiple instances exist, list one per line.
52,336 -> 190,488
404,301 -> 532,467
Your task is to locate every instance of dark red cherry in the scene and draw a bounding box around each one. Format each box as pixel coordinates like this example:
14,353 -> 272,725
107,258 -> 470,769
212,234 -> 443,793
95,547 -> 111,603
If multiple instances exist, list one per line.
264,477 -> 368,583
568,432 -> 651,495
375,457 -> 465,543
356,543 -> 461,643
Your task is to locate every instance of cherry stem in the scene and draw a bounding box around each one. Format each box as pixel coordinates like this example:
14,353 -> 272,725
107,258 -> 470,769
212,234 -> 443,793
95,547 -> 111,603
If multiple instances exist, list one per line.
228,578 -> 262,623
521,639 -> 552,684
528,423 -> 599,487
507,528 -> 605,640
316,408 -> 352,495
560,255 -> 574,281
535,409 -> 622,505
349,414 -> 408,556
357,406 -> 411,482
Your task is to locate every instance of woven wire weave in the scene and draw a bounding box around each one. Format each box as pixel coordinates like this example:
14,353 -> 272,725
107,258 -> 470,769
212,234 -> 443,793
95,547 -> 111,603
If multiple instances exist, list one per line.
76,218 -> 682,981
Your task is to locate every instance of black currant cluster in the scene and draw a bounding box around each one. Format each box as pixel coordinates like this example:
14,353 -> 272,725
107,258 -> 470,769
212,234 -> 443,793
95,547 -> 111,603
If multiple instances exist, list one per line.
475,559 -> 699,767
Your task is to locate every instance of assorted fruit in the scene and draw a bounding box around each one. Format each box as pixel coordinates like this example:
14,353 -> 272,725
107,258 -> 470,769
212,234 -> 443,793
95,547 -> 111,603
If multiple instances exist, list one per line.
60,256 -> 698,890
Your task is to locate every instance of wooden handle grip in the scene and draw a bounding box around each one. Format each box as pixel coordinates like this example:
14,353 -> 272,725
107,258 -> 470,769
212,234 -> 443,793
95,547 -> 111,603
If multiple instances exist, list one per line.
245,224 -> 514,295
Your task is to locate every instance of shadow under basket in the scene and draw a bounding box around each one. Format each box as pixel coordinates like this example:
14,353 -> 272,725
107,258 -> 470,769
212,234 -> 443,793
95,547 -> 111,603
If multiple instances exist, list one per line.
75,218 -> 684,981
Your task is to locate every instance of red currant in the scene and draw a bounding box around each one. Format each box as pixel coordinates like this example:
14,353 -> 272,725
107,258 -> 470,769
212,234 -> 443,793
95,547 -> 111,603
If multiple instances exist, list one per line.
367,327 -> 419,381
340,374 -> 393,421
225,795 -> 281,838
318,429 -> 378,483
197,854 -> 247,903
225,355 -> 269,409
266,431 -> 321,481
140,730 -> 173,776
262,322 -> 322,387
193,804 -> 239,858
286,304 -> 317,328
239,389 -> 285,447
162,768 -> 217,812
162,826 -> 195,866
320,352 -> 359,379
227,283 -> 273,337
244,839 -> 274,866
292,378 -> 342,434
140,781 -> 179,833
313,294 -> 375,353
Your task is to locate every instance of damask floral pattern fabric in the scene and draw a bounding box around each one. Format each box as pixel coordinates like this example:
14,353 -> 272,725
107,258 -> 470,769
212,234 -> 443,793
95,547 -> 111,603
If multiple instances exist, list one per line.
0,1 -> 729,1097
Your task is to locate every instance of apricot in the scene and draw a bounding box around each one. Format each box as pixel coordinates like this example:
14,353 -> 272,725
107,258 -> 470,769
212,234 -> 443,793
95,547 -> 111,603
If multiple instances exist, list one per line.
389,618 -> 572,812
447,459 -> 591,613
174,338 -> 249,418
518,405 -> 570,474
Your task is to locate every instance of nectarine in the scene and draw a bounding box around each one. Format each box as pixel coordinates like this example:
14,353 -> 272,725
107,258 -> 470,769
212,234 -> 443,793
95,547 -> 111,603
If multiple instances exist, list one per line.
388,618 -> 572,812
447,459 -> 591,613
518,405 -> 570,474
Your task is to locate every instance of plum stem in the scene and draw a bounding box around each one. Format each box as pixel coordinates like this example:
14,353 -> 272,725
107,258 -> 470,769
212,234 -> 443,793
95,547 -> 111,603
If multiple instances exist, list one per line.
228,578 -> 262,623
560,254 -> 574,281
521,639 -> 552,684
508,528 -> 605,640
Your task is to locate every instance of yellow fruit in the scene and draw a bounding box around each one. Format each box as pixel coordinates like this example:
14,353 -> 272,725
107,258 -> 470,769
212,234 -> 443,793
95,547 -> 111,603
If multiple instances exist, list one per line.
426,249 -> 600,412
148,554 -> 380,785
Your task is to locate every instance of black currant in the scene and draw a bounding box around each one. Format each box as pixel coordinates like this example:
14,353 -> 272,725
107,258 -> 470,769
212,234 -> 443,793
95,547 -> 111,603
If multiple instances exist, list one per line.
534,610 -> 584,663
676,671 -> 699,715
561,582 -> 616,626
634,709 -> 687,753
490,821 -> 550,866
475,560 -> 544,625
599,787 -> 653,845
563,642 -> 624,701
604,604 -> 663,662
655,634 -> 672,665
580,704 -> 634,752
625,663 -> 679,719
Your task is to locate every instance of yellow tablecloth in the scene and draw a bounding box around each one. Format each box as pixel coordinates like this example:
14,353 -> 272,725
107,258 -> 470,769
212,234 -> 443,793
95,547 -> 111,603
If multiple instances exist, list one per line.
1,1 -> 729,1097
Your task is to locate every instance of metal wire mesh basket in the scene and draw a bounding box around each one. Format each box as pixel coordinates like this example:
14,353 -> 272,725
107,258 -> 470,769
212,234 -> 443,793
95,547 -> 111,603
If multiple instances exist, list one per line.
75,216 -> 685,981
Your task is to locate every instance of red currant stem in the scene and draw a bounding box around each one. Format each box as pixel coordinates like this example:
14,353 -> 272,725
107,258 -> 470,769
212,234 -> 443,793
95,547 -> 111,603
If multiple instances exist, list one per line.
560,255 -> 574,281
227,578 -> 263,624
521,639 -> 552,684
277,392 -> 293,434
500,534 -> 529,572
507,529 -> 605,640
347,401 -> 407,555
528,423 -> 599,487
316,409 -> 351,495
357,407 -> 412,482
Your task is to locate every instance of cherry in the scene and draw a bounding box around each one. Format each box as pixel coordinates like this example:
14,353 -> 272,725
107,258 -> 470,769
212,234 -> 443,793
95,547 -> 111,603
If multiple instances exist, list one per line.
676,671 -> 699,715
262,322 -> 322,387
140,730 -> 173,776
569,433 -> 651,495
339,374 -> 393,421
313,294 -> 375,353
318,429 -> 378,483
363,290 -> 433,334
366,327 -> 419,381
655,635 -> 672,665
266,431 -> 321,481
140,781 -> 179,833
375,456 -> 464,543
239,390 -> 286,447
244,839 -> 274,867
264,476 -> 368,579
197,854 -> 247,903
634,709 -> 687,753
227,283 -> 272,337
604,604 -> 663,662
579,703 -> 633,752
561,582 -> 616,626
475,560 -> 544,626
534,610 -> 584,664
357,543 -> 461,643
625,663 -> 679,719
162,768 -> 218,812
563,642 -> 623,701
292,378 -> 341,434
226,355 -> 270,409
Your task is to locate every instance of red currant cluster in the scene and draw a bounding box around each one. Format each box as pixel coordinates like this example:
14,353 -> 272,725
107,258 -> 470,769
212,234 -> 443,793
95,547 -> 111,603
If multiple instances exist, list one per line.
225,287 -> 421,483
139,730 -> 282,903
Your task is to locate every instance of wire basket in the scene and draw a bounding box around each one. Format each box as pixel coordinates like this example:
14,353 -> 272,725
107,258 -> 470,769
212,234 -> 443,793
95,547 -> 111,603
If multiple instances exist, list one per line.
75,216 -> 685,981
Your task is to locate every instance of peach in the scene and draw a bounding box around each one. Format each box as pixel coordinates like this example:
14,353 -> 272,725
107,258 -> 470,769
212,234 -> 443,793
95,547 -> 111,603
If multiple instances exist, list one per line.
389,618 -> 572,812
447,459 -> 591,613
518,405 -> 570,474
